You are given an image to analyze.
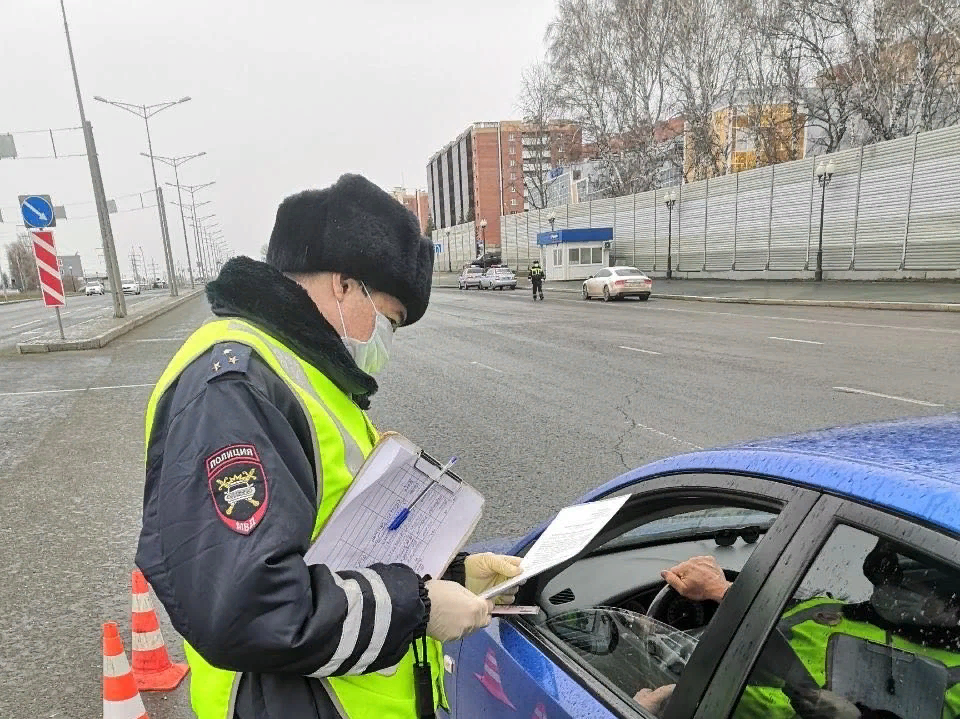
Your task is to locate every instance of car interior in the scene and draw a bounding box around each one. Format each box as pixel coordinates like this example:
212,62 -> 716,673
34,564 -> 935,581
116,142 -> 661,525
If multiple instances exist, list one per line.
513,497 -> 781,704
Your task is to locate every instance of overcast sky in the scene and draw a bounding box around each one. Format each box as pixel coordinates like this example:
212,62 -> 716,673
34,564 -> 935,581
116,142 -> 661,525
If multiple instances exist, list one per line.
0,0 -> 556,280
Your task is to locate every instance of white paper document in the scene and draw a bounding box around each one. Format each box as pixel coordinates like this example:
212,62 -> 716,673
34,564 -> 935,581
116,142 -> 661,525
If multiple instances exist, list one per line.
480,494 -> 630,600
304,434 -> 484,579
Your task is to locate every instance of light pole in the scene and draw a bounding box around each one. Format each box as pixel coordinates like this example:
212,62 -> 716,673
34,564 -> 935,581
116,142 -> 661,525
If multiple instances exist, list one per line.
196,215 -> 218,277
664,190 -> 678,280
178,181 -> 215,280
59,0 -> 126,317
548,212 -> 557,233
479,218 -> 488,258
147,151 -> 205,288
445,231 -> 452,272
94,94 -> 191,297
814,159 -> 836,282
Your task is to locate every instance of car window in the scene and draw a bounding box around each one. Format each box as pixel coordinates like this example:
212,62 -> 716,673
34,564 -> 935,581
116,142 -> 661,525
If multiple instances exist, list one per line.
616,268 -> 644,277
596,269 -> 611,278
534,496 -> 783,714
537,609 -> 698,710
730,525 -> 960,719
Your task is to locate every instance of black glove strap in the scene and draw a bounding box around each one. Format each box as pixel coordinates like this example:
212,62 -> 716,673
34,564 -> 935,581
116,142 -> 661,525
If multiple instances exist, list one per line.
412,633 -> 435,719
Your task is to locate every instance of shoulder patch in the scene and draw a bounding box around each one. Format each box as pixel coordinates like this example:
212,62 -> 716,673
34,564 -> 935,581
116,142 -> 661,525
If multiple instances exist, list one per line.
207,342 -> 252,381
206,444 -> 268,535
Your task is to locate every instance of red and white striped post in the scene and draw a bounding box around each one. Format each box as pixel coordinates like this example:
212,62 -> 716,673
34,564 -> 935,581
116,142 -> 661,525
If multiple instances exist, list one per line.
30,230 -> 66,338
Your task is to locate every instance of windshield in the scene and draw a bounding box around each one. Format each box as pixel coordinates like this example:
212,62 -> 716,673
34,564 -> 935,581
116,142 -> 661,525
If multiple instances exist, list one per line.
600,507 -> 776,551
615,268 -> 644,277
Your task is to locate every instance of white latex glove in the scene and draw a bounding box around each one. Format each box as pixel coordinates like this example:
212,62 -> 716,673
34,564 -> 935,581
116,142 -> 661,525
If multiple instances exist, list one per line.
425,579 -> 494,642
465,553 -> 524,604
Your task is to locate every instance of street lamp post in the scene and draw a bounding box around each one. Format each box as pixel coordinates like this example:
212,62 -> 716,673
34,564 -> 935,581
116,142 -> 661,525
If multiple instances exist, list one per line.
94,94 -> 191,297
59,0 -> 126,318
445,231 -> 452,272
548,213 -> 557,233
177,181 -> 215,281
664,190 -> 678,280
479,218 -> 488,258
148,152 -> 205,288
814,160 -> 836,282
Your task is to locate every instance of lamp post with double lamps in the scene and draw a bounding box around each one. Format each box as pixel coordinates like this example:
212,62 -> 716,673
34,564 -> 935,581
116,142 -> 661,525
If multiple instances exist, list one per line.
814,159 -> 836,281
664,190 -> 678,280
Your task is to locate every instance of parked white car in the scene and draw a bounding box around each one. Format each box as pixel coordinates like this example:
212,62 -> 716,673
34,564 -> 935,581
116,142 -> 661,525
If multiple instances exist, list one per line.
582,266 -> 653,301
84,282 -> 105,296
479,267 -> 517,291
121,282 -> 141,295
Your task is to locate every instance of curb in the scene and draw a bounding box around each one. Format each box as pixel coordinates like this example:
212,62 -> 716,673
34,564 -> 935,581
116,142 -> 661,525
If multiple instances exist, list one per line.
17,289 -> 205,354
432,283 -> 959,312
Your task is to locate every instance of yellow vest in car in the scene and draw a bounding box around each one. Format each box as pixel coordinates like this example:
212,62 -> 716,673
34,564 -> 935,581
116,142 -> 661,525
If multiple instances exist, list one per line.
144,318 -> 446,719
734,597 -> 960,718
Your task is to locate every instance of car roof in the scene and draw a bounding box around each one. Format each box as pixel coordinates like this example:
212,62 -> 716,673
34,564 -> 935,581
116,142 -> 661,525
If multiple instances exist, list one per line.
585,414 -> 960,535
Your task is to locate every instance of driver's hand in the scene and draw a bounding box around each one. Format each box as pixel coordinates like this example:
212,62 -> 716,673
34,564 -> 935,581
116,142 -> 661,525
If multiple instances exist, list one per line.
634,684 -> 675,715
661,556 -> 731,603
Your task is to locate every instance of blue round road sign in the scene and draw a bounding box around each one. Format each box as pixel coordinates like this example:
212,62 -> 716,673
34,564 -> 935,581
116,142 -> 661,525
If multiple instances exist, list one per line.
20,195 -> 54,229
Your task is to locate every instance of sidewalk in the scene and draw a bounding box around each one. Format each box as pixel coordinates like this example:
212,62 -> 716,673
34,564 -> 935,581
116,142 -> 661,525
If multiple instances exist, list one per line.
17,289 -> 205,353
432,273 -> 960,311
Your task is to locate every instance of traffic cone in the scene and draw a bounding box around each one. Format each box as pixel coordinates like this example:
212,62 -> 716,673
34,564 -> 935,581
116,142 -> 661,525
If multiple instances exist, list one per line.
474,648 -> 516,709
103,622 -> 149,719
130,570 -> 189,691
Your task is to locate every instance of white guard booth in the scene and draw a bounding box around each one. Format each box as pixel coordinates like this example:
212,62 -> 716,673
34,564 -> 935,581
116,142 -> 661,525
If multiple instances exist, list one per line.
537,227 -> 613,281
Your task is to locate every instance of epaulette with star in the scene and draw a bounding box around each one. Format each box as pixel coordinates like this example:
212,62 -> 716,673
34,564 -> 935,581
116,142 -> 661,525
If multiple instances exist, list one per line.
206,342 -> 252,381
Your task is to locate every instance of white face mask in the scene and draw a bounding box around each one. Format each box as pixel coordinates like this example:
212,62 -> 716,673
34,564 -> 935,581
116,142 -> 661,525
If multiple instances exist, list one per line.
337,281 -> 394,376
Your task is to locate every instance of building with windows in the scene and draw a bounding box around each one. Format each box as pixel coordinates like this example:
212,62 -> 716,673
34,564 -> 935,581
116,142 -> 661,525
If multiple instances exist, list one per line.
389,187 -> 430,235
426,120 -> 582,248
684,98 -> 809,179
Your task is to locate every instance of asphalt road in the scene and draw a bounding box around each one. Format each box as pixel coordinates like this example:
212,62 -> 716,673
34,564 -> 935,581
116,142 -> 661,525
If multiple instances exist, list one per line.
0,289 -> 957,718
0,289 -> 169,353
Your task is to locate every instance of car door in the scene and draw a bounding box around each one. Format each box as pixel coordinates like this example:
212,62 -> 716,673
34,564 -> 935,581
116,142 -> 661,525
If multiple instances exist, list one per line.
587,269 -> 609,296
447,473 -> 820,719
703,496 -> 960,719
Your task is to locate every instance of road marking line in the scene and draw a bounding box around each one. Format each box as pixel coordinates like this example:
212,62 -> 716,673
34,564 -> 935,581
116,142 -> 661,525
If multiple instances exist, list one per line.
0,383 -> 155,398
130,338 -> 188,343
832,386 -> 944,407
11,319 -> 43,329
648,305 -> 960,334
21,329 -> 43,336
768,336 -> 824,345
619,346 -> 662,355
470,361 -> 503,374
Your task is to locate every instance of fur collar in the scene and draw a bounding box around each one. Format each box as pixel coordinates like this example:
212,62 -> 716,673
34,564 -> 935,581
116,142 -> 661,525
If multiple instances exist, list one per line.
206,256 -> 377,409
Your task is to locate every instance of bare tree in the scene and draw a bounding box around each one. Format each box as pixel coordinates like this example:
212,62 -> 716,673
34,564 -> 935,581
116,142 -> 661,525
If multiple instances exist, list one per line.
5,236 -> 37,291
665,0 -> 747,180
517,63 -> 562,209
547,0 -> 681,196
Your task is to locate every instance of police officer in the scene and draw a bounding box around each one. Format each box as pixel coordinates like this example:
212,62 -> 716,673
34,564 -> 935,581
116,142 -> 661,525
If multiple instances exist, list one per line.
136,174 -> 522,719
528,260 -> 545,301
636,549 -> 960,718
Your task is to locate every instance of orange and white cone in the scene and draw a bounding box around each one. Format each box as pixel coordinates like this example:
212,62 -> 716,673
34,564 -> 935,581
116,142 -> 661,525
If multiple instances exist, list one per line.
474,648 -> 516,709
131,570 -> 189,691
103,622 -> 149,719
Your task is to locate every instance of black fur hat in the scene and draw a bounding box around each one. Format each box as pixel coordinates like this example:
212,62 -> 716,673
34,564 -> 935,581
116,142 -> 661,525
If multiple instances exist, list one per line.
266,174 -> 434,325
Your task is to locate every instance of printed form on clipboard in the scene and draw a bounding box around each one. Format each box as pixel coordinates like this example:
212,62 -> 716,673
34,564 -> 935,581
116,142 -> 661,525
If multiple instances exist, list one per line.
304,433 -> 484,579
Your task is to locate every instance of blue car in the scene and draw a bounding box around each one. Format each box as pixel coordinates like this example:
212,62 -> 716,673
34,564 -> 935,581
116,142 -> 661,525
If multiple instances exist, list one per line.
441,414 -> 960,719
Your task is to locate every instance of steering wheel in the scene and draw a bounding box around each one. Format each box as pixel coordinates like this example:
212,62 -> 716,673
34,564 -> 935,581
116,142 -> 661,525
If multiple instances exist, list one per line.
646,583 -> 687,623
646,569 -> 739,628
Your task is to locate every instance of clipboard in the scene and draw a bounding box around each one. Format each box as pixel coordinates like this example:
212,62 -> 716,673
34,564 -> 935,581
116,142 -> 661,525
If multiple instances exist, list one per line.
304,433 -> 484,579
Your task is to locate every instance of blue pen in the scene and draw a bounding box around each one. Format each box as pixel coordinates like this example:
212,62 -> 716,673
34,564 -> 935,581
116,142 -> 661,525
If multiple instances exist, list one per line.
388,457 -> 458,531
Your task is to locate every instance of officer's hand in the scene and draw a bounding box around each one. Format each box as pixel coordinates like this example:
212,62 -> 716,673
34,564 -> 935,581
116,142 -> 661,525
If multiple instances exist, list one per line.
634,684 -> 675,716
661,556 -> 731,603
787,687 -> 861,719
465,553 -> 523,604
425,579 -> 494,642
